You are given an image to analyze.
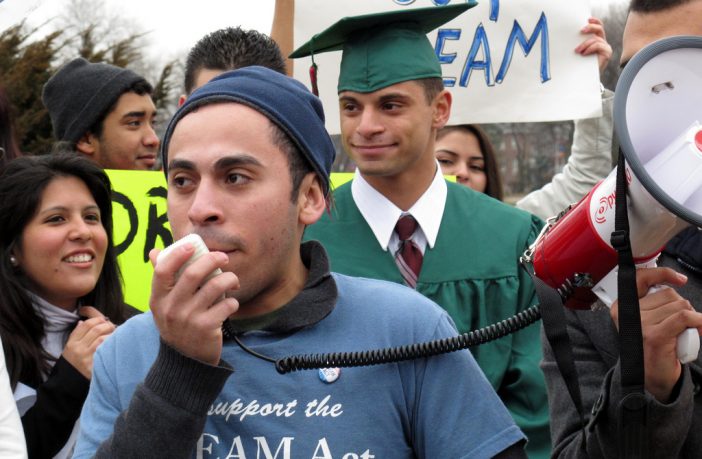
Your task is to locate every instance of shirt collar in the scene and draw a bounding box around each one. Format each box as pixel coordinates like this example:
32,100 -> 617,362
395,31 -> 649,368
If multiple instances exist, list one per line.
223,240 -> 338,335
27,290 -> 80,333
351,162 -> 447,250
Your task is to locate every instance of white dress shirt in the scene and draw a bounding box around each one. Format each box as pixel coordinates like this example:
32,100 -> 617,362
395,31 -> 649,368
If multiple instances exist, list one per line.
350,162 -> 447,255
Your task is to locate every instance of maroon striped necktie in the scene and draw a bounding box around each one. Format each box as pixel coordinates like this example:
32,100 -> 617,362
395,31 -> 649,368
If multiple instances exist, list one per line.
394,215 -> 423,288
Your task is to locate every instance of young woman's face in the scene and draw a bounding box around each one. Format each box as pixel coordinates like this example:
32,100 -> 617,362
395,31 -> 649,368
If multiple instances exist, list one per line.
14,176 -> 108,310
435,130 -> 488,194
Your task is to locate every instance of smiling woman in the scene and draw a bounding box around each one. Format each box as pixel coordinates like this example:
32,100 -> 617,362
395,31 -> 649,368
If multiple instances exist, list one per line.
0,153 -> 134,459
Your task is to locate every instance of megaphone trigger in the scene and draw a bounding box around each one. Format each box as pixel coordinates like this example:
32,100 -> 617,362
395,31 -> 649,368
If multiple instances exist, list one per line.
677,328 -> 700,364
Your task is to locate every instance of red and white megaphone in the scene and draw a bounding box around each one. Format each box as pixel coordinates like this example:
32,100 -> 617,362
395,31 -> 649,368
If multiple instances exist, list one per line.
524,36 -> 702,363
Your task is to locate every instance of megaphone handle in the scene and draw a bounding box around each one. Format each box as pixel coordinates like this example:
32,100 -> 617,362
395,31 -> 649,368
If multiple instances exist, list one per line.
677,328 -> 700,364
649,286 -> 700,364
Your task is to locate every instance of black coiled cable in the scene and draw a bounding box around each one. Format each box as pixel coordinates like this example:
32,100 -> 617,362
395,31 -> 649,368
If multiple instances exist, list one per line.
556,278 -> 576,301
268,304 -> 542,374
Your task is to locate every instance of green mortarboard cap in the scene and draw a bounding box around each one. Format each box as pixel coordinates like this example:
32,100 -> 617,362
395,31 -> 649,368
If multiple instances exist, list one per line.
290,3 -> 477,93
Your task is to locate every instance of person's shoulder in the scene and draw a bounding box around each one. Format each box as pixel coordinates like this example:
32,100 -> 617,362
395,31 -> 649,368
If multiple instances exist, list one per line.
446,181 -> 543,233
447,181 -> 535,219
332,272 -> 446,319
94,311 -> 159,368
117,302 -> 143,323
111,311 -> 158,343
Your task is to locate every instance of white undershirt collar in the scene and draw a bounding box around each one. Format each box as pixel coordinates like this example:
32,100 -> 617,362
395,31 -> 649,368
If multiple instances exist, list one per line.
351,162 -> 447,253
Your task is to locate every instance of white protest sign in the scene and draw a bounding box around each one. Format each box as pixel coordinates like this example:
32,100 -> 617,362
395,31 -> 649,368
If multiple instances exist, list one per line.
292,0 -> 601,134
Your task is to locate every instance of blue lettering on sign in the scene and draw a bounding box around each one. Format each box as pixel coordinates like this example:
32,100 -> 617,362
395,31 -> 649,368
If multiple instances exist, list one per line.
489,0 -> 499,21
396,0 -> 551,87
446,12 -> 551,87
459,23 -> 493,87
436,28 -> 461,64
393,0 -> 486,7
496,13 -> 550,83
436,28 -> 462,87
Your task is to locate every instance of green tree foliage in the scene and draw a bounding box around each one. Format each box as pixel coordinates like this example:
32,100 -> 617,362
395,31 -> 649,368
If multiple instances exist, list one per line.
0,23 -> 61,155
151,60 -> 177,114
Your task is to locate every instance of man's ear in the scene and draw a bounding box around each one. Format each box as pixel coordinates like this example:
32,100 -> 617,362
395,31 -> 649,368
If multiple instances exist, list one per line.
297,172 -> 326,226
431,89 -> 452,130
178,94 -> 187,107
75,132 -> 97,156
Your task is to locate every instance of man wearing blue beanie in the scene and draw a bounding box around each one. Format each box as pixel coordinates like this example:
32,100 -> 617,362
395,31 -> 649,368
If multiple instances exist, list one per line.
73,66 -> 526,458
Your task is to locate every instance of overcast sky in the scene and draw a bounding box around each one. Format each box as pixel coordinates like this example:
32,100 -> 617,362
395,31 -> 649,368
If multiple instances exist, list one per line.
1,0 -> 625,68
1,0 -> 276,64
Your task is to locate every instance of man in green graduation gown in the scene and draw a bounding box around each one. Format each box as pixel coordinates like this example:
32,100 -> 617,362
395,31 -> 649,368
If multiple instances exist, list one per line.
293,4 -> 550,458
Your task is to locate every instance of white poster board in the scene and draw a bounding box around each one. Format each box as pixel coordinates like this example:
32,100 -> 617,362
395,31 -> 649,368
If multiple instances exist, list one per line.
293,0 -> 601,134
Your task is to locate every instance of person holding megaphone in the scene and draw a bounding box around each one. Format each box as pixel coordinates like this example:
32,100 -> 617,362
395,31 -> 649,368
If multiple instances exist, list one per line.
541,0 -> 702,457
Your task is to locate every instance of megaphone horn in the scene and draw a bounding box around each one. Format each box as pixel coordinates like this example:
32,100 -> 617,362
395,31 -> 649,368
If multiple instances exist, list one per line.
524,35 -> 702,362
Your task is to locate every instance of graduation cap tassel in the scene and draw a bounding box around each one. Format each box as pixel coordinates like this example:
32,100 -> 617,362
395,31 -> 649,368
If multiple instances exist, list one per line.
309,61 -> 319,97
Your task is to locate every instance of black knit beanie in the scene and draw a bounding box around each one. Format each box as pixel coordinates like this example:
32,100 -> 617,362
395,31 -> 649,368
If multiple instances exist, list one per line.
42,58 -> 146,144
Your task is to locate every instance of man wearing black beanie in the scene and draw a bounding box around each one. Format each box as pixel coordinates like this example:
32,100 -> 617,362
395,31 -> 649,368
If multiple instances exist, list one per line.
42,58 -> 160,170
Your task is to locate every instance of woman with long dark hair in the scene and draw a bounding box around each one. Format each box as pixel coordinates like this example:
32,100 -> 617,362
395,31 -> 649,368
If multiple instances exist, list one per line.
0,153 -> 130,458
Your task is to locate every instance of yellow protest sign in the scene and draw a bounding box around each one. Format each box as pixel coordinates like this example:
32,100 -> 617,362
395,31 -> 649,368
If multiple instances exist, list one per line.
107,170 -> 171,311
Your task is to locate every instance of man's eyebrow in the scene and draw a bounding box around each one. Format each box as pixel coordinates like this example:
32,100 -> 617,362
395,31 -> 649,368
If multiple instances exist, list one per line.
378,92 -> 409,103
213,154 -> 263,171
122,111 -> 146,119
339,92 -> 409,105
167,155 -> 264,174
168,159 -> 196,172
339,94 -> 358,104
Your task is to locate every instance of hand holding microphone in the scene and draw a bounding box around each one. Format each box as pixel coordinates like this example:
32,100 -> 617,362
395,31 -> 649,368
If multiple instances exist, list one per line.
149,234 -> 240,365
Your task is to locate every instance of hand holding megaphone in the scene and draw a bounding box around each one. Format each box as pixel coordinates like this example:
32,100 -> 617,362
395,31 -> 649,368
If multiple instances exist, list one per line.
608,267 -> 702,401
592,260 -> 701,364
646,286 -> 701,364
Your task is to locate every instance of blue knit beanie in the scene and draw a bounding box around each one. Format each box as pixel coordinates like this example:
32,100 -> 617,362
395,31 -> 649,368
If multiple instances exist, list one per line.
161,66 -> 336,194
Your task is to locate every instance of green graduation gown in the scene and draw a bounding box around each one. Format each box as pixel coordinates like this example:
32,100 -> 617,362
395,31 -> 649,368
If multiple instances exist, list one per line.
304,180 -> 550,459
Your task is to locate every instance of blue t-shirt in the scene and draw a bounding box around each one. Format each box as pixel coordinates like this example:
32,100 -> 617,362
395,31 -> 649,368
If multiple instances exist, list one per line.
74,274 -> 524,458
